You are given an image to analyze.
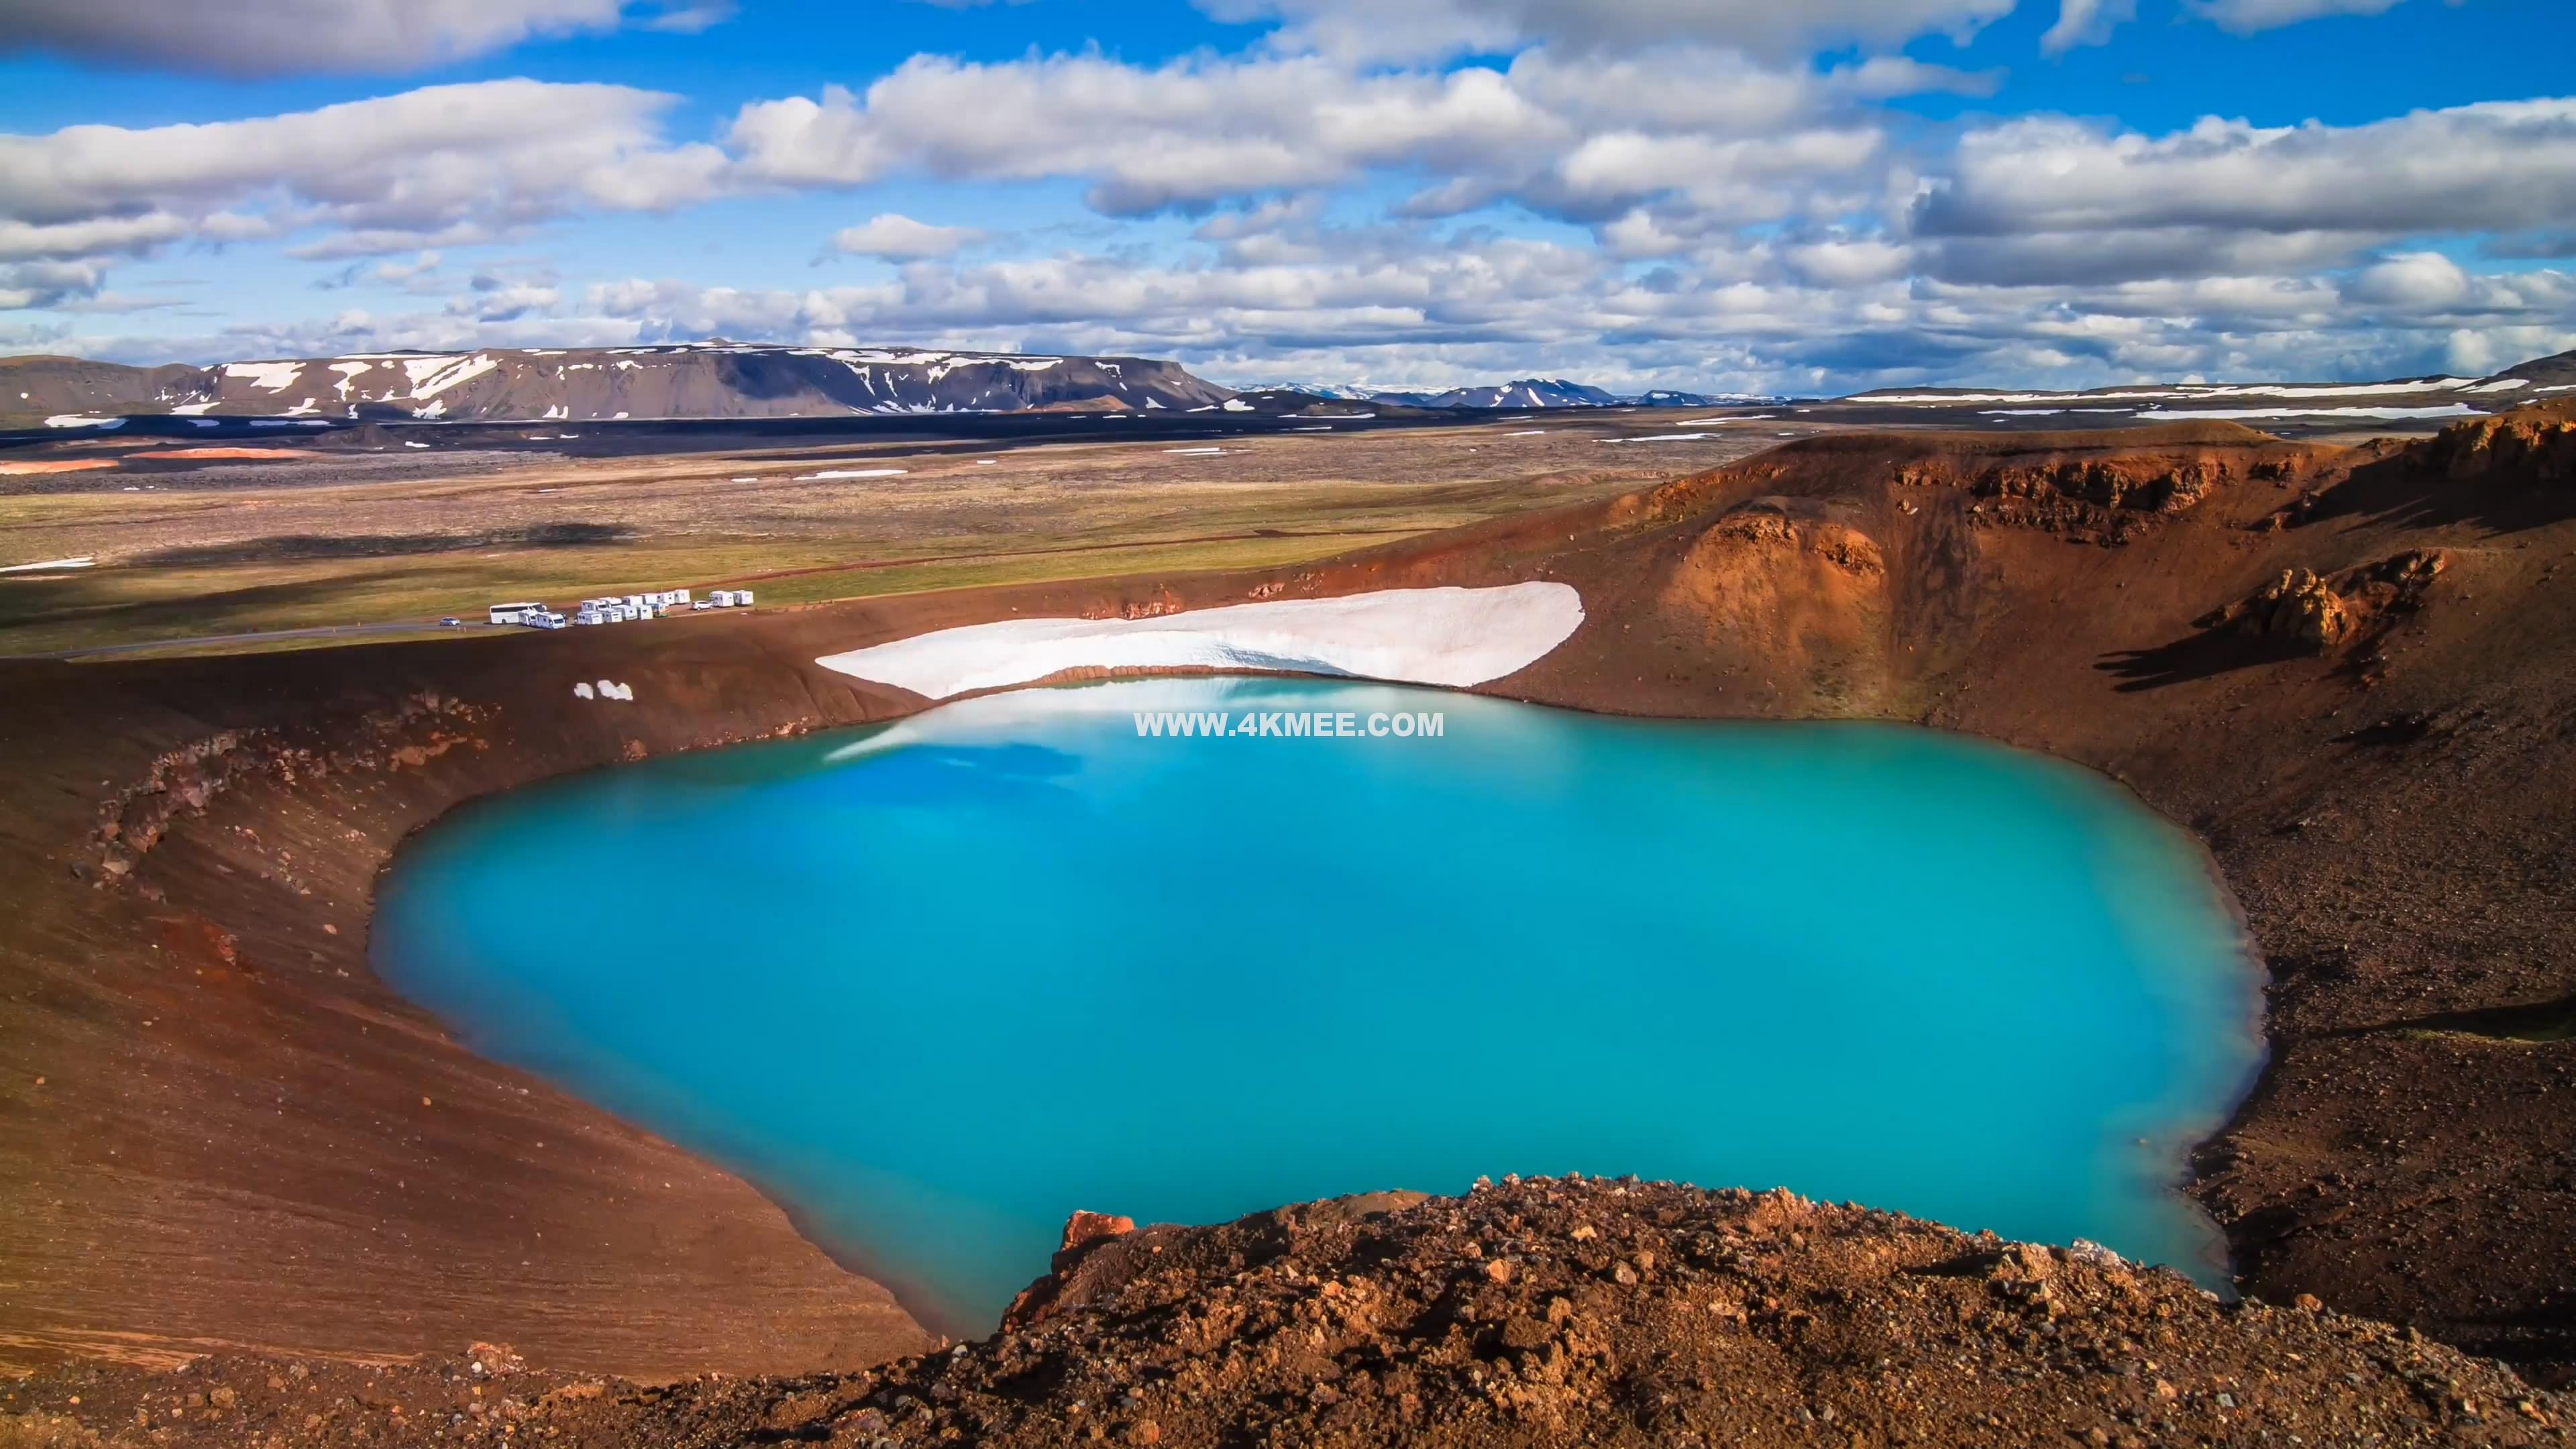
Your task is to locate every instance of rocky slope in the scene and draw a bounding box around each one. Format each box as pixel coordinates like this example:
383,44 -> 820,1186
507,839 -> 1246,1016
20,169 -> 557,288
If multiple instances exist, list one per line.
0,356 -> 208,423
2498,347 -> 2576,389
2,401 -> 2573,1436
1,344 -> 1237,427
7,1181 -> 2570,1446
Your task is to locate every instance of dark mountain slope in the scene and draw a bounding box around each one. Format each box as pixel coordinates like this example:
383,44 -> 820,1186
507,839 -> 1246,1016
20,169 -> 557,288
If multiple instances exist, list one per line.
2497,347 -> 2576,388
0,354 -> 214,421
0,345 -> 1236,427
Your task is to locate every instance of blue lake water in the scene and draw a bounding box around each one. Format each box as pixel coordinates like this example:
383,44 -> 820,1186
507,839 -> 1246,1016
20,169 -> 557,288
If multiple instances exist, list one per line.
372,676 -> 2264,1334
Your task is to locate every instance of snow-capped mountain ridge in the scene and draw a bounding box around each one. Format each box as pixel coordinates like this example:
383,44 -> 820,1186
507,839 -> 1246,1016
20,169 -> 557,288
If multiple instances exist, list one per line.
1,344 -> 1232,427
1271,378 -> 1785,409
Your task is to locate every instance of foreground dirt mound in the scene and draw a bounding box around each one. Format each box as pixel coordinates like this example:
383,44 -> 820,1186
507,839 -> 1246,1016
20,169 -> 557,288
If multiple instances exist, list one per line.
7,1180 -> 2568,1447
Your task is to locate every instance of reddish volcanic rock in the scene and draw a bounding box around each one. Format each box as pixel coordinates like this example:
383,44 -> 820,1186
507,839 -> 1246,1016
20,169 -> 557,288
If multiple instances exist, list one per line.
2428,400 -> 2576,484
2200,549 -> 2449,653
1059,1210 -> 1137,1258
1002,1210 -> 1140,1329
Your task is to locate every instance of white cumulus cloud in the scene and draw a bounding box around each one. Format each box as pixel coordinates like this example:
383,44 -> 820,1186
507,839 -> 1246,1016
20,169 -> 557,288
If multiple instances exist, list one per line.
727,46 -> 1894,226
2041,0 -> 2137,54
11,0 -> 2575,398
0,80 -> 729,280
830,214 -> 991,260
2184,0 -> 2412,34
1911,101 -> 2576,274
0,0 -> 727,75
1194,0 -> 2016,62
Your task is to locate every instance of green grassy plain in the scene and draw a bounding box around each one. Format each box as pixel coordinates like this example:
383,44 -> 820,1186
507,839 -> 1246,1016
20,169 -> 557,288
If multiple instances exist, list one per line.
0,422 -> 1777,657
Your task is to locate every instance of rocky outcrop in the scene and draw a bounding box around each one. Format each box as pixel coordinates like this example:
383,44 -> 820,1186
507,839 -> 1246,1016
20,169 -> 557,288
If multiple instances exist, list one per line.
2200,549 -> 2448,653
1863,439 -> 2296,545
2425,401 -> 2576,484
1957,455 -> 2234,544
2222,568 -> 2358,649
1970,456 -> 2229,513
2342,547 -> 2450,610
86,692 -> 490,883
1002,1211 -> 1140,1330
1698,499 -> 1886,575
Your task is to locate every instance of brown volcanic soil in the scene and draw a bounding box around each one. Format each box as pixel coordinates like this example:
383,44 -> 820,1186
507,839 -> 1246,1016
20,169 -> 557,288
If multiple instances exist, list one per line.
2,403 -> 2573,1437
6,1182 -> 2572,1448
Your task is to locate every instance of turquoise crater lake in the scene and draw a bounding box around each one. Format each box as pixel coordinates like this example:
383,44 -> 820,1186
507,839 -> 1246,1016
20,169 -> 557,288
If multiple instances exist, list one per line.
372,677 -> 2264,1334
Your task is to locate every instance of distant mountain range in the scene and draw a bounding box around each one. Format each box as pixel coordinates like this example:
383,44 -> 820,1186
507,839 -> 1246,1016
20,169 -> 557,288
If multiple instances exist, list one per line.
1,344 -> 1239,429
0,345 -> 1790,431
1292,378 -> 1783,409
9,343 -> 2569,432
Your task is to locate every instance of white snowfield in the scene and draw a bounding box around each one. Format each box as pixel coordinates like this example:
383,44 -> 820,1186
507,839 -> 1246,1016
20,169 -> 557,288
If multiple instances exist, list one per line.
816,582 -> 1586,700
1858,378 -> 2500,405
2132,404 -> 2479,422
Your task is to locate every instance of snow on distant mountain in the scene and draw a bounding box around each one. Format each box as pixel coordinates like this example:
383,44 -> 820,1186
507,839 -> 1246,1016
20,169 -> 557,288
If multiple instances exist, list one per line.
16,346 -> 2567,433
1404,379 -> 1623,409
1629,388 -> 1786,408
0,344 -> 1237,427
1273,383 -> 1395,401
1277,379 -> 1785,409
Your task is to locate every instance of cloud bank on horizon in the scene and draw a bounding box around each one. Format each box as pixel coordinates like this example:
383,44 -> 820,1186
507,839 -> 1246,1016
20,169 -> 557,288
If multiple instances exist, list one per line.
1,0 -> 2569,393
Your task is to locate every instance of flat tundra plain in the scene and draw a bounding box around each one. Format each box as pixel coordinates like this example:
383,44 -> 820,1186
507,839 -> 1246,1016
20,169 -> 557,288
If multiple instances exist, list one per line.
0,417 -> 1786,657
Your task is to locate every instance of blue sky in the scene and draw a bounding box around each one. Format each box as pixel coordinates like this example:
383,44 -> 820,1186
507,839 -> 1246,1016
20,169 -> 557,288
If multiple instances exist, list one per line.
3,0 -> 2573,392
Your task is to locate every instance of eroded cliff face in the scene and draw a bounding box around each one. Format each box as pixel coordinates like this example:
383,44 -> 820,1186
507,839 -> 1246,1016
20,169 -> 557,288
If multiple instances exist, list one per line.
2,404 -> 2573,1413
2426,407 -> 2576,485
